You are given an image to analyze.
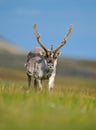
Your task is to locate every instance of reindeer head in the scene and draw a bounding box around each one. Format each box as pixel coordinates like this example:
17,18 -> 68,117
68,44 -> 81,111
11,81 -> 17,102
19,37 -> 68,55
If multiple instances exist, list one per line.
33,24 -> 73,69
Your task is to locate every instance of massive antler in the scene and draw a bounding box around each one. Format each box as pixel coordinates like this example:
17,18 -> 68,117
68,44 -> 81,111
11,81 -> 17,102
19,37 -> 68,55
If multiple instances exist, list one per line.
33,24 -> 49,52
54,25 -> 73,53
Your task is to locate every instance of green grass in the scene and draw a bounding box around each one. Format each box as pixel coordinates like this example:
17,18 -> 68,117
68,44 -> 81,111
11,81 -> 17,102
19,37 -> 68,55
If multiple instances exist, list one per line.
0,77 -> 96,130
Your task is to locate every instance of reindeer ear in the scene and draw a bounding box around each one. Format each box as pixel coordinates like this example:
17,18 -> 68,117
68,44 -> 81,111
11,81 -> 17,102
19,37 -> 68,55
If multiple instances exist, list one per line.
39,51 -> 46,56
55,52 -> 61,57
54,52 -> 61,59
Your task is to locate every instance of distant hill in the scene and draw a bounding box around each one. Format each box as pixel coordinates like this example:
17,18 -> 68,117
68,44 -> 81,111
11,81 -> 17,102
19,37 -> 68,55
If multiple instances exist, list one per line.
57,58 -> 96,77
0,38 -> 26,55
0,38 -> 96,77
0,38 -> 27,69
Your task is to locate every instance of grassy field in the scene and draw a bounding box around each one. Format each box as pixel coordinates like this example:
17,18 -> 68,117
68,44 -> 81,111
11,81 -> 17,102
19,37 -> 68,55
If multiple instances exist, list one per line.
0,68 -> 96,130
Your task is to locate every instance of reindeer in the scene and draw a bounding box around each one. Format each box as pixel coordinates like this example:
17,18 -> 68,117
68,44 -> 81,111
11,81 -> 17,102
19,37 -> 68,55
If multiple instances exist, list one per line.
25,24 -> 73,91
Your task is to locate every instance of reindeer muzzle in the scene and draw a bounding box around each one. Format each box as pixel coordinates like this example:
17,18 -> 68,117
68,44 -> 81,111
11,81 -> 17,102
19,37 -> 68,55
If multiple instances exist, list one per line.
47,63 -> 54,70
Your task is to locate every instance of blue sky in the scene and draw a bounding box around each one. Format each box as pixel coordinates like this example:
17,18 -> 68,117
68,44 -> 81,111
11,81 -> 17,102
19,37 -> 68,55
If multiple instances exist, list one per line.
0,0 -> 96,59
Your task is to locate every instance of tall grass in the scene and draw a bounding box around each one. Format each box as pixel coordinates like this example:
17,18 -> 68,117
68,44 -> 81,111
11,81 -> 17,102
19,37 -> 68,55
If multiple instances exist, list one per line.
0,77 -> 96,130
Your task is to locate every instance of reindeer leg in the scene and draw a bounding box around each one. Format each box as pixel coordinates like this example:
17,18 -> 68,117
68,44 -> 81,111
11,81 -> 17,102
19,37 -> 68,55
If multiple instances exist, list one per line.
27,75 -> 32,90
38,79 -> 42,91
34,79 -> 42,91
48,73 -> 56,91
34,79 -> 38,91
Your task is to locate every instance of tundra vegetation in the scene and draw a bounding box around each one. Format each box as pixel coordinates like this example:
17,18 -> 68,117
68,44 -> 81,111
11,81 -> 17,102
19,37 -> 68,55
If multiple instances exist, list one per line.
0,68 -> 96,130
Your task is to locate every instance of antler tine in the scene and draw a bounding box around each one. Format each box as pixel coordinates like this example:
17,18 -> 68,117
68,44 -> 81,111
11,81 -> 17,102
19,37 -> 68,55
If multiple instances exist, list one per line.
33,24 -> 49,52
54,25 -> 73,53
